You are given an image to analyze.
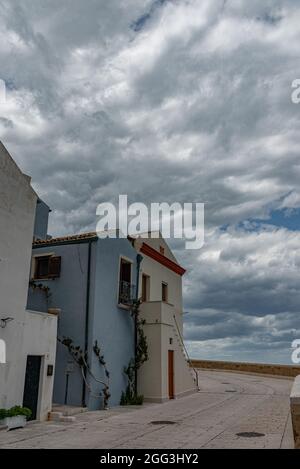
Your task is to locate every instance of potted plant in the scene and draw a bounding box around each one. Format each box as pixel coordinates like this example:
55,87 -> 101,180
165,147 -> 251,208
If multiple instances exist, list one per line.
0,406 -> 32,430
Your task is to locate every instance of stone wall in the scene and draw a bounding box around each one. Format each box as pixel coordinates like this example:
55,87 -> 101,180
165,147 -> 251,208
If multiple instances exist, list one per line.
190,359 -> 300,378
290,376 -> 300,449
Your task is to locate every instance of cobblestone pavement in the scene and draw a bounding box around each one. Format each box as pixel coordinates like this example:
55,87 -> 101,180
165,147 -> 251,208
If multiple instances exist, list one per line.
0,370 -> 294,449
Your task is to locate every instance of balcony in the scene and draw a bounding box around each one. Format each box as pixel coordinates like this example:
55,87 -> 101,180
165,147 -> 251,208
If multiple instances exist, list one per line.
118,281 -> 135,306
140,301 -> 175,325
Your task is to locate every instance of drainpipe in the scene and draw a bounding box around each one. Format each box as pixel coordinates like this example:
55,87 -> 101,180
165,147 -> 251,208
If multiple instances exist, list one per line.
82,240 -> 93,407
134,253 -> 143,397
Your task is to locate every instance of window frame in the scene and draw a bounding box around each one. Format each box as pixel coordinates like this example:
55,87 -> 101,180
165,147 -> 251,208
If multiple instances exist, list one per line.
141,273 -> 150,303
162,282 -> 168,303
34,255 -> 52,279
159,246 -> 165,255
31,252 -> 61,280
31,253 -> 53,280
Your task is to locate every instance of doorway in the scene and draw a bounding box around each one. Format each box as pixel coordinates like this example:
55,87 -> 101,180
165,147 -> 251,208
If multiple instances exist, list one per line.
142,274 -> 150,302
168,350 -> 174,399
23,355 -> 42,420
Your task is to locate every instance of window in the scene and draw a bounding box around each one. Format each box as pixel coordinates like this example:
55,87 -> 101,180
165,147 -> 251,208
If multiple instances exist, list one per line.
162,282 -> 168,302
159,246 -> 165,255
34,256 -> 61,279
141,274 -> 150,302
35,256 -> 50,278
119,258 -> 132,305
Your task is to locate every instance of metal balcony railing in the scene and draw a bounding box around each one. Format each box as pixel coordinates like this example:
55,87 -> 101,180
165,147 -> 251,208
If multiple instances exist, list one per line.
119,281 -> 135,306
173,314 -> 200,391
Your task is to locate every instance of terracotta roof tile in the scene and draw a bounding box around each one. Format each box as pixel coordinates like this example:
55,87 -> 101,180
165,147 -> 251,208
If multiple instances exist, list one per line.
33,232 -> 97,246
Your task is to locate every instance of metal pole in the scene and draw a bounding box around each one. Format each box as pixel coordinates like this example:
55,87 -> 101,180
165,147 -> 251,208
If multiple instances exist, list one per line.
64,373 -> 69,405
82,240 -> 92,407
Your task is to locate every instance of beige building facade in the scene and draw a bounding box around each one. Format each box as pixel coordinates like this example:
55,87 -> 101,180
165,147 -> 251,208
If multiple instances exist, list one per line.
134,234 -> 198,402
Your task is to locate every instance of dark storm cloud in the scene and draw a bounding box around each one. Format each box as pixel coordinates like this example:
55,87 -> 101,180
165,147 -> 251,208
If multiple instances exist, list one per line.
0,0 -> 299,363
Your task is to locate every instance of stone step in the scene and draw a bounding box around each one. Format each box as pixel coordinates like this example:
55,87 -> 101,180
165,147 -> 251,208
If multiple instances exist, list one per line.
60,416 -> 76,423
48,411 -> 63,421
48,412 -> 76,423
51,405 -> 88,416
48,405 -> 88,423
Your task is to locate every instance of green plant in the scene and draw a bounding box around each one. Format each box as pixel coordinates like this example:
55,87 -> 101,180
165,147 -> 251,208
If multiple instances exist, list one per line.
58,337 -> 86,367
121,299 -> 148,405
132,299 -> 148,368
29,280 -> 52,306
0,406 -> 32,420
120,388 -> 144,406
7,406 -> 32,418
93,341 -> 111,408
58,336 -> 110,409
0,409 -> 7,420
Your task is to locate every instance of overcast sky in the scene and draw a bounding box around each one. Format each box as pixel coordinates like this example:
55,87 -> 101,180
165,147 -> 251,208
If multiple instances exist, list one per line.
1,0 -> 300,364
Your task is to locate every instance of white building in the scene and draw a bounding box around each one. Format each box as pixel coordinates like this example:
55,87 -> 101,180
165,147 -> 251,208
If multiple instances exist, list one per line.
134,234 -> 198,402
0,142 -> 57,421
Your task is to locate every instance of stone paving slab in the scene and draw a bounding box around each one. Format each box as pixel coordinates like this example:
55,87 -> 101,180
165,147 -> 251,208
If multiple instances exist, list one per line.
0,370 -> 294,449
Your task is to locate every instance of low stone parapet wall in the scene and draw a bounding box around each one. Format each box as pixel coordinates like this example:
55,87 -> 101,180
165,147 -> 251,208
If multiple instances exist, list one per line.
190,359 -> 300,378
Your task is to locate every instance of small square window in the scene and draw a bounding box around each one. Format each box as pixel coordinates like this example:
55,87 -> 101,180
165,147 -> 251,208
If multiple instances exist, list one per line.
35,256 -> 51,279
34,255 -> 61,279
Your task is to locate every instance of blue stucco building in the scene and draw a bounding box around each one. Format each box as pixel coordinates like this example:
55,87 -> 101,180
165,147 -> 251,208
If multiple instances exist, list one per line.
27,205 -> 138,410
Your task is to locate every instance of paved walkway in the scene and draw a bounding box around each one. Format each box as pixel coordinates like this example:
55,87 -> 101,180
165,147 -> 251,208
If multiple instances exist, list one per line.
0,371 -> 294,449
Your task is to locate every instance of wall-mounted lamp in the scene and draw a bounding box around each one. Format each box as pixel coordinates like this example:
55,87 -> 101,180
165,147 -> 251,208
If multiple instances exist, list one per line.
0,317 -> 14,329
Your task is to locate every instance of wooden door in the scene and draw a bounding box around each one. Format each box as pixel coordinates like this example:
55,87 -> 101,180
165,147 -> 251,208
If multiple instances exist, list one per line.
142,274 -> 149,302
168,350 -> 174,399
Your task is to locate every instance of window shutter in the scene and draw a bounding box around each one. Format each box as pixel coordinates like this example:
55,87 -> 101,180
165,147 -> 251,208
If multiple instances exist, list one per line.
48,256 -> 61,278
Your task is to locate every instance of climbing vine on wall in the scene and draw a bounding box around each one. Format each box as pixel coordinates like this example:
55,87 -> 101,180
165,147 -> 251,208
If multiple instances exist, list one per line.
120,299 -> 148,406
58,337 -> 111,409
93,340 -> 111,407
29,280 -> 52,305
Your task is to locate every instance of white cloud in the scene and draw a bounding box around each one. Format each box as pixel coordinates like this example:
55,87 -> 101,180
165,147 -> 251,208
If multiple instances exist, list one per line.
0,0 -> 299,362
